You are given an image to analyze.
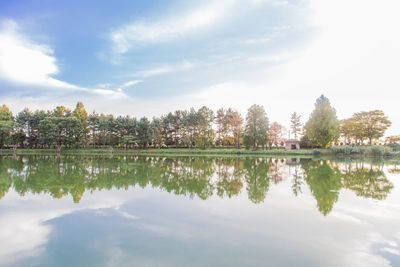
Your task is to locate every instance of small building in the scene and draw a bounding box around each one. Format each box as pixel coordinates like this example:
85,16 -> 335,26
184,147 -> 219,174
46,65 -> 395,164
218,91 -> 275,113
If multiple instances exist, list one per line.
285,139 -> 300,150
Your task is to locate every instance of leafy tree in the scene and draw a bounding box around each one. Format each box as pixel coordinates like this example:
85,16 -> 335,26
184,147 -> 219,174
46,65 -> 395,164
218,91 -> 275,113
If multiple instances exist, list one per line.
38,117 -> 83,148
340,118 -> 361,144
244,104 -> 269,149
385,135 -> 400,144
137,117 -> 151,148
53,106 -> 71,117
151,117 -> 164,148
215,108 -> 230,146
72,102 -> 88,124
304,95 -> 339,148
353,110 -> 391,145
269,122 -> 284,147
229,110 -> 243,149
0,105 -> 14,148
195,106 -> 215,149
182,108 -> 198,148
73,102 -> 88,146
0,104 -> 13,121
290,112 -> 302,140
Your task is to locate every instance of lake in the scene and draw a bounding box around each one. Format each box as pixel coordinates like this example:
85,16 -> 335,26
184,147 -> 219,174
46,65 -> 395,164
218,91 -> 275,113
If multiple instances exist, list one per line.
0,155 -> 399,267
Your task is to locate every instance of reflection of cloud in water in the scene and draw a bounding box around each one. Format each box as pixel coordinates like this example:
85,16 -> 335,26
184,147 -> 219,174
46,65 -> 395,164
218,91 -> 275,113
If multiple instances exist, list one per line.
0,156 -> 399,266
0,188 -> 148,266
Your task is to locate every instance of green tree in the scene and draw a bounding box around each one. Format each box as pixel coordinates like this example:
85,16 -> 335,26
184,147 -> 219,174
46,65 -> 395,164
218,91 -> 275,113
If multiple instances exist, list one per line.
0,104 -> 13,121
0,105 -> 14,148
195,106 -> 215,149
53,105 -> 71,117
244,104 -> 269,149
151,117 -> 164,148
228,110 -> 243,149
290,112 -> 302,140
137,117 -> 151,148
215,108 -> 230,146
73,102 -> 88,146
38,117 -> 83,148
304,95 -> 339,148
353,110 -> 391,145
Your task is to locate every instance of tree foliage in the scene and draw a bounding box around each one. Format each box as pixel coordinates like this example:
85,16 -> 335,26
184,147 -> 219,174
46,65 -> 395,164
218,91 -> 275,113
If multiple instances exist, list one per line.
304,95 -> 339,148
290,112 -> 302,140
244,105 -> 269,149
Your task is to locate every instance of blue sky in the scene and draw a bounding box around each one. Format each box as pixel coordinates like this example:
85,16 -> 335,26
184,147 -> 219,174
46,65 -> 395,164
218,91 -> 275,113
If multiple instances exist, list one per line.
0,0 -> 399,134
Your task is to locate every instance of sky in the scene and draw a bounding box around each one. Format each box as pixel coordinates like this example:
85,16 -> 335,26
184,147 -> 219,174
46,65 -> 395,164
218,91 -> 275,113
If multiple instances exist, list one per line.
0,0 -> 399,134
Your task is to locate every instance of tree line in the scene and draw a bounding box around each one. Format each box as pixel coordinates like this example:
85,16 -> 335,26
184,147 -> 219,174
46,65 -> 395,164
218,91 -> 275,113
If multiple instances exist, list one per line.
0,95 -> 395,150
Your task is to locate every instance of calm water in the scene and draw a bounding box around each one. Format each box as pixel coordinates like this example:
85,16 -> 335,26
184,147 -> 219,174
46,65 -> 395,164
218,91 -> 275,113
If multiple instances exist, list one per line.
0,155 -> 399,267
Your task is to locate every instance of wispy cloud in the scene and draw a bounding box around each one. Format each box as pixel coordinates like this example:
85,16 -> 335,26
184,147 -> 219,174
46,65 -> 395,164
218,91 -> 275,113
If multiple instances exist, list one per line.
110,1 -> 235,54
135,61 -> 196,78
122,80 -> 143,88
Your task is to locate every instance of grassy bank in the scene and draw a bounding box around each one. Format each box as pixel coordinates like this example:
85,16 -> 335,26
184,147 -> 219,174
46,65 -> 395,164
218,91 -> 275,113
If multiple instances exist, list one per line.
1,148 -> 319,157
0,146 -> 397,158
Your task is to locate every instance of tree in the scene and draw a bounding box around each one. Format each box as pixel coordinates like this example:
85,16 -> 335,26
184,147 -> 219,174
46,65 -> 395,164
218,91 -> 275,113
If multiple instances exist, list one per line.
304,95 -> 339,148
290,112 -> 302,140
0,105 -> 13,121
385,135 -> 400,144
268,122 -> 284,147
53,106 -> 71,117
39,117 -> 83,149
73,102 -> 88,146
244,105 -> 269,149
215,108 -> 230,146
353,110 -> 391,145
72,102 -> 88,124
228,110 -> 243,149
340,118 -> 359,144
88,112 -> 100,147
0,105 -> 14,148
137,117 -> 151,148
182,108 -> 198,148
151,117 -> 164,148
195,106 -> 215,149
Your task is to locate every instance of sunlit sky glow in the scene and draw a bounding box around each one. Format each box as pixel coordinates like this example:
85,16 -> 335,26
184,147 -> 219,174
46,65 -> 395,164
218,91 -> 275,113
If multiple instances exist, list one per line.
0,0 -> 399,134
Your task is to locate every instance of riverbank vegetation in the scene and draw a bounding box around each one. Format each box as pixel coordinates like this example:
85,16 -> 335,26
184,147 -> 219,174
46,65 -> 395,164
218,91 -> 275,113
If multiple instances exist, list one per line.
0,95 -> 398,156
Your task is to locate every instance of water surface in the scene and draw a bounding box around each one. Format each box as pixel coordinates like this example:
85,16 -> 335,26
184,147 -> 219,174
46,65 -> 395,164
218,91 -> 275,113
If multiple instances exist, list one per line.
0,155 -> 399,267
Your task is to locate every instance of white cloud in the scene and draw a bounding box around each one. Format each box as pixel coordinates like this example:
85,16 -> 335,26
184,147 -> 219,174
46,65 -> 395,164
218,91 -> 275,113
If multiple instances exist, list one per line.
110,1 -> 235,54
187,0 -> 400,135
0,19 -> 77,89
122,80 -> 143,88
0,19 -> 126,98
135,61 -> 196,78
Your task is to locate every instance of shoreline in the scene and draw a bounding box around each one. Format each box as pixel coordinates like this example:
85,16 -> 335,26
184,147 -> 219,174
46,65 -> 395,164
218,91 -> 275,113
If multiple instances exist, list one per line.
0,147 -> 398,159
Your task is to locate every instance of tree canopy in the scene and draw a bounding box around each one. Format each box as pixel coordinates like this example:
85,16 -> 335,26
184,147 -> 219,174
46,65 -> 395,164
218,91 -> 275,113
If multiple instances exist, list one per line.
304,95 -> 340,148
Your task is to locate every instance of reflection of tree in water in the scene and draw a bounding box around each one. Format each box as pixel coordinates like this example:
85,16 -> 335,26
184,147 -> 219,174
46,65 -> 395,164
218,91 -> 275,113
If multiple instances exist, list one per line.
215,158 -> 244,198
341,162 -> 393,200
0,156 -> 396,213
301,160 -> 394,215
244,158 -> 270,204
302,160 -> 341,216
290,165 -> 304,196
268,158 -> 285,184
387,161 -> 400,174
